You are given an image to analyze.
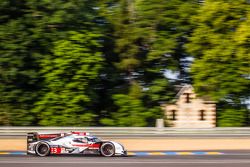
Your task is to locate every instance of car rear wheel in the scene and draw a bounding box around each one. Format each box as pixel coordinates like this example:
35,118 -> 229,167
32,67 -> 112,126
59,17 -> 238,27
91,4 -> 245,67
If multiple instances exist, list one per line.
35,142 -> 50,156
100,142 -> 115,157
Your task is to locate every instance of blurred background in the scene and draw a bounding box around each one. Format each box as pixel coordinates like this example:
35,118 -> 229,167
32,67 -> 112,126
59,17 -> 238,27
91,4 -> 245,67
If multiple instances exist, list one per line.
0,0 -> 249,127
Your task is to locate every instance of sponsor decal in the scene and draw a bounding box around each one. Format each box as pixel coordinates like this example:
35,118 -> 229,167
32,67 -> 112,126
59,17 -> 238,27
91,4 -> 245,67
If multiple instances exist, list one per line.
65,148 -> 74,152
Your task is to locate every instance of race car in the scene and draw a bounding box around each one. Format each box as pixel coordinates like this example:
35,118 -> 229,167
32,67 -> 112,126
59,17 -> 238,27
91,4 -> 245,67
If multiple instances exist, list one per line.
27,131 -> 127,157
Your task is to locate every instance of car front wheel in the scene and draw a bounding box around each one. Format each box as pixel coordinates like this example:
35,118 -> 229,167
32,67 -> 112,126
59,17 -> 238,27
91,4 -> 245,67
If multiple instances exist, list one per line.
100,142 -> 115,157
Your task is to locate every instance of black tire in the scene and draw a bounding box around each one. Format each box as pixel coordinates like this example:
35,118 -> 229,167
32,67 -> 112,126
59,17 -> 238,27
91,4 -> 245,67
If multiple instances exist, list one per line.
100,142 -> 115,157
35,142 -> 50,157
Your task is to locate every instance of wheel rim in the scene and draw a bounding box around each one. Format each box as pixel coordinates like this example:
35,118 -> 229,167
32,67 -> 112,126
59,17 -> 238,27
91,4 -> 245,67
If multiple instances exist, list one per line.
37,144 -> 49,156
102,144 -> 114,156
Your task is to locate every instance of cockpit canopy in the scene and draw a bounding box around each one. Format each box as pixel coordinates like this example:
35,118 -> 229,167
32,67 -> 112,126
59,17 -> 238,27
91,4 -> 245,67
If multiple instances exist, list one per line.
51,133 -> 101,143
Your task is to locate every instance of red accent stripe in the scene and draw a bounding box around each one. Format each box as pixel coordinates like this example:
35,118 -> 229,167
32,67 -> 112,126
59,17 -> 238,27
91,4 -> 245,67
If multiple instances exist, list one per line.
38,134 -> 60,139
72,143 -> 100,148
72,144 -> 88,147
71,132 -> 88,136
89,143 -> 100,148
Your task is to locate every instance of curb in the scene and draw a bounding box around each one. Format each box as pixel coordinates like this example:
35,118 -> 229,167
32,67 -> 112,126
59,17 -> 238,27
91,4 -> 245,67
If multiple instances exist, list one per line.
128,151 -> 224,156
0,151 -> 224,156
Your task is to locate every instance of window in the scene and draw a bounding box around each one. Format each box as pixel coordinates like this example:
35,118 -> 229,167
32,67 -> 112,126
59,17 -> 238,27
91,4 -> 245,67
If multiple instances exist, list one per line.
199,110 -> 205,121
73,137 -> 88,143
87,137 -> 101,143
170,110 -> 177,120
51,135 -> 73,141
183,93 -> 191,103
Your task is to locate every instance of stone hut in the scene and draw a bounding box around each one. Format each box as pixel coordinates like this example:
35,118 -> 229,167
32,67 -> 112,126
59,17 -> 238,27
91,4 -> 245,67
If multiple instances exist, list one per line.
163,85 -> 216,128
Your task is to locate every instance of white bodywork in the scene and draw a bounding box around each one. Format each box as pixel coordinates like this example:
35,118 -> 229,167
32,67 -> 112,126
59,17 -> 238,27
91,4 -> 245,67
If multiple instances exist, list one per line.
109,141 -> 125,155
27,133 -> 127,156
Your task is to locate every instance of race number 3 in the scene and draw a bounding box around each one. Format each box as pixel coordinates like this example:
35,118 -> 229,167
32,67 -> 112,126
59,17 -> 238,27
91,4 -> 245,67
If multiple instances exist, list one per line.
50,147 -> 61,154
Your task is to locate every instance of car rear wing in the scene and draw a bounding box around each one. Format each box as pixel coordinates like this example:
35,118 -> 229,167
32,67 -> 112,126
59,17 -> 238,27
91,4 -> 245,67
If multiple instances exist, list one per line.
27,132 -> 39,144
27,132 -> 66,144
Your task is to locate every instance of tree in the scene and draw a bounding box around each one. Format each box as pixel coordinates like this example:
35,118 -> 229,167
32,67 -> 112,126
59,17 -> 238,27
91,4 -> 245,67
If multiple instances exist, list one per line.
101,82 -> 151,126
135,0 -> 198,126
33,31 -> 103,126
187,0 -> 250,126
0,0 -> 41,125
0,0 -> 102,125
99,0 -> 198,126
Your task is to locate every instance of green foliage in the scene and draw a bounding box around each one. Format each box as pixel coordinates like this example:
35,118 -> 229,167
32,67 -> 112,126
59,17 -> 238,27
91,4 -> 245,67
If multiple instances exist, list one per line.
0,1 -> 41,125
34,31 -> 103,126
0,0 -> 102,126
187,0 -> 250,126
101,82 -> 151,126
0,0 -> 249,126
218,108 -> 248,127
187,0 -> 250,100
98,0 -> 197,126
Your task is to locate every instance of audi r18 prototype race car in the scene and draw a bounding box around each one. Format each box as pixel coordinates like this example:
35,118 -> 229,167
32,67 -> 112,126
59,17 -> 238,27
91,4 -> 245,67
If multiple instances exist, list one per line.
27,131 -> 127,157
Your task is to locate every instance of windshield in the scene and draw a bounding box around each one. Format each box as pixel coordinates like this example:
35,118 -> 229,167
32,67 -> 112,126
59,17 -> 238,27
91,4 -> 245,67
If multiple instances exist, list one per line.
50,134 -> 72,141
87,137 -> 101,142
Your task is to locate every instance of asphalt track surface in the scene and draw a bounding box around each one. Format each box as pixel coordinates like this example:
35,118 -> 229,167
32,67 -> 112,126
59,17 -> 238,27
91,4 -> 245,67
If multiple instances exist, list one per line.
1,151 -> 250,167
